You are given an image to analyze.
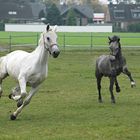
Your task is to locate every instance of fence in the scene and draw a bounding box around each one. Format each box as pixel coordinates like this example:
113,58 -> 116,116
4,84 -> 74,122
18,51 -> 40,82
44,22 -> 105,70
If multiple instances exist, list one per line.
0,34 -> 39,52
0,34 -> 98,52
0,33 -> 140,52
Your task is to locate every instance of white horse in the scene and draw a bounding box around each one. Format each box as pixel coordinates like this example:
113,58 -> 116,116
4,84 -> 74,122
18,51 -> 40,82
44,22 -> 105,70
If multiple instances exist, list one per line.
0,24 -> 60,120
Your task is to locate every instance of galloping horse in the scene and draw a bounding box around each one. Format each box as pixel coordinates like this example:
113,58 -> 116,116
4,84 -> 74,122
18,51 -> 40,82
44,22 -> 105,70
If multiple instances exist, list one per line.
95,35 -> 135,103
0,24 -> 60,120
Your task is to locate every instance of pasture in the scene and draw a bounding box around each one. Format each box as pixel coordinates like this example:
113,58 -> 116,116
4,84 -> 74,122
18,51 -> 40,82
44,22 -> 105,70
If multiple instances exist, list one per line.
0,32 -> 140,140
0,50 -> 140,140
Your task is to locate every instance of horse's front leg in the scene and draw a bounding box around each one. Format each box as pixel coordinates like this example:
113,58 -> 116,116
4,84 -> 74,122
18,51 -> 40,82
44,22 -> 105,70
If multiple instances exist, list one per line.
109,76 -> 115,103
115,77 -> 121,93
8,85 -> 23,107
12,76 -> 27,101
123,66 -> 136,88
10,86 -> 39,120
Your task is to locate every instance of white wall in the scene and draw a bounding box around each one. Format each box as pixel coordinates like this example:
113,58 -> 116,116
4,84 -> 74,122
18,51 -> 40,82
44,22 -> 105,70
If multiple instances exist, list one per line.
57,25 -> 112,32
5,24 -> 112,32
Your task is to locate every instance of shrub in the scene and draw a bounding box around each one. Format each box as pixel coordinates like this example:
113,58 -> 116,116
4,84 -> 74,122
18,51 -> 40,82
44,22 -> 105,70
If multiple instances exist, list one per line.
128,23 -> 140,32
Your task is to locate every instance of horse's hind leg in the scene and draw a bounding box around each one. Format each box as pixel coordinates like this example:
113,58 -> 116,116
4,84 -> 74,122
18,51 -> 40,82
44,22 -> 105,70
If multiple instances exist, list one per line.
109,77 -> 115,103
115,78 -> 121,93
123,67 -> 135,87
0,74 -> 8,97
0,79 -> 3,97
96,75 -> 103,103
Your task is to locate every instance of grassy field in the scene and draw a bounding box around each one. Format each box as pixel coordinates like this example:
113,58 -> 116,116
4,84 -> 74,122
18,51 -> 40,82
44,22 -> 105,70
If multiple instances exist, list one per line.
0,47 -> 140,139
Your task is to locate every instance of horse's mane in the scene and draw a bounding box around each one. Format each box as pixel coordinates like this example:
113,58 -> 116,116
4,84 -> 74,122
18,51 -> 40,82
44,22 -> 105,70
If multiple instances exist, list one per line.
38,33 -> 44,45
109,35 -> 120,45
112,35 -> 120,42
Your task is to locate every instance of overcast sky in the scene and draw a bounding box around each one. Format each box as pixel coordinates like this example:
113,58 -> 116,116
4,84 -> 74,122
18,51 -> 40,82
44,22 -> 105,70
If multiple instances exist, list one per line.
99,0 -> 117,4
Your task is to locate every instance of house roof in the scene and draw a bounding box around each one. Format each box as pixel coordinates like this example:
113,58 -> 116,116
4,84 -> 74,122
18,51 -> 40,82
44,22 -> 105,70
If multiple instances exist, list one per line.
108,3 -> 140,22
0,2 -> 33,20
58,4 -> 93,19
29,2 -> 46,19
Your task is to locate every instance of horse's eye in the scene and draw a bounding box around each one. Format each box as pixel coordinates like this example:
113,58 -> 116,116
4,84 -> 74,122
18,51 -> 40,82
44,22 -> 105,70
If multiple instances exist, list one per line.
47,37 -> 50,41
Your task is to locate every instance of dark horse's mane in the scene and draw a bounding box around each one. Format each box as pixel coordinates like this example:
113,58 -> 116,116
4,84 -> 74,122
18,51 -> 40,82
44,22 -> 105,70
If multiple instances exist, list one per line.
109,35 -> 120,44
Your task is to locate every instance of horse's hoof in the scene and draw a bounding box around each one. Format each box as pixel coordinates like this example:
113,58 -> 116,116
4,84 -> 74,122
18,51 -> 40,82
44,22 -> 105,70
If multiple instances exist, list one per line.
116,88 -> 121,93
17,99 -> 23,107
10,114 -> 16,120
9,94 -> 12,99
98,99 -> 103,103
131,81 -> 136,88
131,84 -> 136,88
111,100 -> 116,104
0,90 -> 3,98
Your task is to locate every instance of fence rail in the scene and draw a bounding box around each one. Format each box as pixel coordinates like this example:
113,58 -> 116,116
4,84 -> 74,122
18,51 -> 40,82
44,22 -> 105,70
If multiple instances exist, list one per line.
0,34 -> 140,52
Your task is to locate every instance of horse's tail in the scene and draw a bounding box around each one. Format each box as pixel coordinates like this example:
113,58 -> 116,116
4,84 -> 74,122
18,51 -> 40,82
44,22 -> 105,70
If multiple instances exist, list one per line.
0,57 -> 3,66
95,57 -> 100,78
0,56 -> 8,76
0,57 -> 5,66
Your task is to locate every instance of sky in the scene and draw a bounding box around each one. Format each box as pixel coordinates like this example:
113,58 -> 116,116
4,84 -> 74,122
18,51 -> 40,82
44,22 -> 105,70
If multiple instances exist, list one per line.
99,0 -> 117,4
99,0 -> 136,4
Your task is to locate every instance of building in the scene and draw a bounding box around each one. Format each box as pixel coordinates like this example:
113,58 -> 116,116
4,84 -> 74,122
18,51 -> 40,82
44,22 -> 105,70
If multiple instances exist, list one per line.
93,13 -> 105,24
58,4 -> 93,25
29,0 -> 46,20
106,3 -> 140,31
0,0 -> 46,23
0,2 -> 33,23
0,0 -> 93,25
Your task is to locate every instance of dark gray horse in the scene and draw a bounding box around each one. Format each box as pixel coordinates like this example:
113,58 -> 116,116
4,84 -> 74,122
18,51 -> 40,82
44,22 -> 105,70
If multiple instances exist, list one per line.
95,35 -> 135,103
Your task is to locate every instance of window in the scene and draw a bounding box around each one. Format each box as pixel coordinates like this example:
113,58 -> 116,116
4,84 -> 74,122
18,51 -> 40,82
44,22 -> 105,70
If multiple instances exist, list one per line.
114,10 -> 124,19
8,11 -> 17,15
131,10 -> 140,19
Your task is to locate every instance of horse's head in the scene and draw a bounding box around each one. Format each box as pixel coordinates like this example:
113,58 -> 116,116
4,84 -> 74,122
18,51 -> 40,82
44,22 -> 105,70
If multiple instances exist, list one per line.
42,24 -> 60,58
108,35 -> 121,57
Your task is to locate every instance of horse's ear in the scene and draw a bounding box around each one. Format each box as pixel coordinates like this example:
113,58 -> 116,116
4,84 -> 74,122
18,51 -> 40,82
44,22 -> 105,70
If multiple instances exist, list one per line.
108,36 -> 111,41
53,25 -> 57,32
46,24 -> 50,32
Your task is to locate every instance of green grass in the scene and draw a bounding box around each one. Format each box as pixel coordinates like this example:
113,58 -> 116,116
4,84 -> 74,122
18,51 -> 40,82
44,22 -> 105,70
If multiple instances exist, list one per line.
0,48 -> 140,140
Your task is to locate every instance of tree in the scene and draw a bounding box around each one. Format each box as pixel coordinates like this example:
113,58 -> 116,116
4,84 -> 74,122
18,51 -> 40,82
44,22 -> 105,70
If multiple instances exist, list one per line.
45,3 -> 62,25
135,0 -> 140,3
66,9 -> 76,25
38,9 -> 45,19
41,0 -> 59,4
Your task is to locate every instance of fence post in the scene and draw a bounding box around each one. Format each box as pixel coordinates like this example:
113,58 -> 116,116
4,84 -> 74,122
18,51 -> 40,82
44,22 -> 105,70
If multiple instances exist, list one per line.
90,32 -> 93,51
9,35 -> 12,52
63,34 -> 65,51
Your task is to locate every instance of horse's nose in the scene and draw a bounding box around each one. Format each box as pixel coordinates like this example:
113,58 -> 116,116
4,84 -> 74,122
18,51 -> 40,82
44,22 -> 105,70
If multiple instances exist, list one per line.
52,50 -> 60,58
51,45 -> 60,58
